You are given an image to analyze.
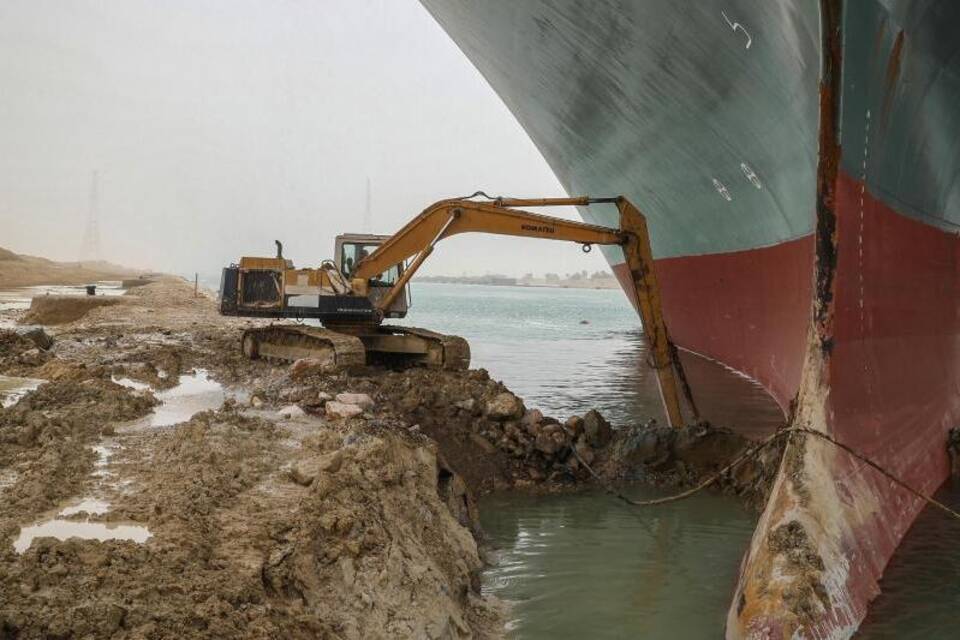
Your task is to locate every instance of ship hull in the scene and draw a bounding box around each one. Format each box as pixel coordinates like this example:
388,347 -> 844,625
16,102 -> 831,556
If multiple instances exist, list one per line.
612,235 -> 815,413
422,0 -> 960,636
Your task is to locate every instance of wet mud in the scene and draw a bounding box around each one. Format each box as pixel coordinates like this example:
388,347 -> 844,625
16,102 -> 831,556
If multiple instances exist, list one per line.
0,278 -> 778,638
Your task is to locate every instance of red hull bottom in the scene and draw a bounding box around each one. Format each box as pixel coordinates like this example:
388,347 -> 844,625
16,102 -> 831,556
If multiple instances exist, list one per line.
614,234 -> 815,414
615,170 -> 960,638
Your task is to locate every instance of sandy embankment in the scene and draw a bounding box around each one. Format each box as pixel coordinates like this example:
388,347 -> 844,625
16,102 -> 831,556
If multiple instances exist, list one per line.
0,246 -> 141,289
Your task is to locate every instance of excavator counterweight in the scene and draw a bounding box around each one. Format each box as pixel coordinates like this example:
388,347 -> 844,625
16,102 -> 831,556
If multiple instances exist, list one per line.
219,194 -> 695,427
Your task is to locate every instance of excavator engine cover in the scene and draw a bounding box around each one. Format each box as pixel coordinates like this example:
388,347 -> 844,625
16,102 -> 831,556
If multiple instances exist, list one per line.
219,265 -> 378,321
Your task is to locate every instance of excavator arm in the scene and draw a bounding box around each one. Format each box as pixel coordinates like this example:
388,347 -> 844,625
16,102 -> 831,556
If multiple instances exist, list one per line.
355,196 -> 622,281
356,195 -> 697,427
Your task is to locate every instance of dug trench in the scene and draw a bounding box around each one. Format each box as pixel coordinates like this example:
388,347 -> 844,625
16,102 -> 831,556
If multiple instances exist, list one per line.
0,279 -> 785,639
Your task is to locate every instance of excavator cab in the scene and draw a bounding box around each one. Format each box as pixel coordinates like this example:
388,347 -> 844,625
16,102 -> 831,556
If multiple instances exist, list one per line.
335,233 -> 409,318
219,235 -> 409,322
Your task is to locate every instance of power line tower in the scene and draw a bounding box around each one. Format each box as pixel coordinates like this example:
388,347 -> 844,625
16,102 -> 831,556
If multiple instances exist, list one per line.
80,170 -> 102,263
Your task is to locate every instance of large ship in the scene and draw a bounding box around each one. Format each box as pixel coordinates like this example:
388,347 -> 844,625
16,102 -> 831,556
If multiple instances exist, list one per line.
421,1 -> 960,637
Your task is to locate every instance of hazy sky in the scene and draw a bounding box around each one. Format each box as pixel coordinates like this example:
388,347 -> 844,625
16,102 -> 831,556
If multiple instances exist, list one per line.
0,0 -> 609,279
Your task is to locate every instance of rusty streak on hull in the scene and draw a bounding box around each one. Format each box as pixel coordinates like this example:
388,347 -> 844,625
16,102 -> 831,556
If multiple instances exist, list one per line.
729,1 -> 960,637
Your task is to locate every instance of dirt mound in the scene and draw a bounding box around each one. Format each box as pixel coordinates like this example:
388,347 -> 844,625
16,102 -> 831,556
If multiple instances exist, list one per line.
0,377 -> 157,533
23,295 -> 127,325
256,366 -> 623,496
0,405 -> 500,639
0,329 -> 56,373
0,330 -> 39,359
600,420 -> 785,505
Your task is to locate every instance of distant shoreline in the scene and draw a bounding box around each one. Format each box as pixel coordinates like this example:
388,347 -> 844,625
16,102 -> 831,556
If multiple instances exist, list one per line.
414,276 -> 621,291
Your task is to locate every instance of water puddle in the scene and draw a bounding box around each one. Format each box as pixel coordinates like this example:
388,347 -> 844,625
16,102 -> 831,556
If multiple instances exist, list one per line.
0,375 -> 45,408
91,441 -> 121,478
0,281 -> 126,312
111,375 -> 151,391
58,498 -> 111,517
11,437 -> 150,553
13,520 -> 151,553
123,369 -> 228,430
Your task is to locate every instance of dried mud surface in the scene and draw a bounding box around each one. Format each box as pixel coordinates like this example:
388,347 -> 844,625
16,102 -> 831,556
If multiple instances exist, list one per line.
0,278 -> 778,639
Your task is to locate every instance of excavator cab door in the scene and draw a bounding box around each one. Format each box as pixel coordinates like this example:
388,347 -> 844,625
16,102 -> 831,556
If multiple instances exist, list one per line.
334,233 -> 409,318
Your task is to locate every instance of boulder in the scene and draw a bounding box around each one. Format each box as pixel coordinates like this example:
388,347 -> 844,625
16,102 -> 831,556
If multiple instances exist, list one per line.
290,357 -> 333,381
325,401 -> 363,419
318,450 -> 345,473
524,420 -> 542,438
317,391 -> 333,402
336,392 -> 374,409
454,398 -> 476,412
574,440 -> 596,466
503,421 -> 522,439
469,433 -> 497,455
278,404 -> 306,419
583,409 -> 613,448
279,386 -> 311,402
17,327 -> 54,350
521,409 -> 543,426
564,415 -> 585,438
289,463 -> 314,486
17,348 -> 42,364
534,431 -> 563,456
485,392 -> 522,421
289,450 -> 345,486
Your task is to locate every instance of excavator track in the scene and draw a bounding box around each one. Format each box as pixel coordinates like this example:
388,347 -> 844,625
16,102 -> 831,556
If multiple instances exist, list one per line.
241,325 -> 365,368
239,324 -> 469,371
373,325 -> 471,371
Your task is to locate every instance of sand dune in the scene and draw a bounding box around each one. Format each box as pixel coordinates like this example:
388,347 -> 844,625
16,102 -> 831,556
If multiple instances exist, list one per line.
0,247 -> 139,288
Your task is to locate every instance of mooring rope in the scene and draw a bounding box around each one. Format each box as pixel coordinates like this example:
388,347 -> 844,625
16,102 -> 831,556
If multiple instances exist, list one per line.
563,425 -> 960,522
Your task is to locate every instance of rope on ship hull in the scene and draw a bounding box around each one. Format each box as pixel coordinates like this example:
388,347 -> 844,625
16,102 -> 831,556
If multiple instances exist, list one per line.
565,425 -> 960,522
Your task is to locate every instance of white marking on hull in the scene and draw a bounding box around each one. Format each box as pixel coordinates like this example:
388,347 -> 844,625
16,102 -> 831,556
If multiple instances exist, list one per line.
741,162 -> 763,189
722,11 -> 753,49
713,178 -> 733,201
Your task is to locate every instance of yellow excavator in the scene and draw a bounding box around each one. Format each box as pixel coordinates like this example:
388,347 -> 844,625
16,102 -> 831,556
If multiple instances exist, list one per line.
219,194 -> 695,427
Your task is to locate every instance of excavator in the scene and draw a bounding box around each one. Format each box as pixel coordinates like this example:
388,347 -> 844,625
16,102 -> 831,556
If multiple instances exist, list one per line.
219,194 -> 695,427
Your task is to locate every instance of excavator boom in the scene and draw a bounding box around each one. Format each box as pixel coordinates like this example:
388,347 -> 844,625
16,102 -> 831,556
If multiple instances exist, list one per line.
355,197 -> 622,282
352,195 -> 695,427
220,194 -> 695,427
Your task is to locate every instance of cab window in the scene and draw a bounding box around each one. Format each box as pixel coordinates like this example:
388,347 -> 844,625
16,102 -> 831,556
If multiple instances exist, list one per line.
341,243 -> 400,285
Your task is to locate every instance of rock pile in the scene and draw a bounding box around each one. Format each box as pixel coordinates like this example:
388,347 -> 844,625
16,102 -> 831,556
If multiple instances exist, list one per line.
275,365 -> 621,494
600,420 -> 784,504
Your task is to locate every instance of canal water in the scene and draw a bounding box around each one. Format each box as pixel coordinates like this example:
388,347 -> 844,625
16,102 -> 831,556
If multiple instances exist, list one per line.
400,283 -> 775,638
402,282 -> 959,639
